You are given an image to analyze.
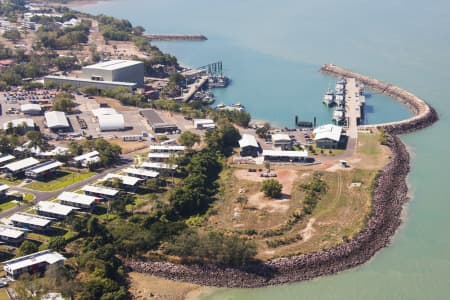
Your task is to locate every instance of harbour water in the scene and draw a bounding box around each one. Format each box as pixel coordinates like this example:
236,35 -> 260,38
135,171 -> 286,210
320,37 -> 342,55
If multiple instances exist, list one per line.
77,1 -> 450,299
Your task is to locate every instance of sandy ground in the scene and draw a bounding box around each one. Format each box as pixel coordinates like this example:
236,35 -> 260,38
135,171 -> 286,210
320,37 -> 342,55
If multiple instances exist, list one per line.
128,272 -> 214,300
234,168 -> 298,213
301,218 -> 316,242
234,168 -> 298,194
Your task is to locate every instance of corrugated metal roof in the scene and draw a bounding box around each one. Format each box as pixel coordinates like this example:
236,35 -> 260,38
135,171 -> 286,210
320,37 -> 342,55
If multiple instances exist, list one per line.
124,168 -> 159,178
3,250 -> 65,272
45,111 -> 69,129
20,103 -> 42,112
4,157 -> 39,172
98,114 -> 125,131
10,213 -> 52,227
83,60 -> 143,71
57,192 -> 97,206
36,201 -> 76,216
3,118 -> 35,130
262,150 -> 309,158
0,225 -> 25,239
313,124 -> 343,142
239,134 -> 259,148
102,173 -> 142,186
82,185 -> 119,197
73,151 -> 99,162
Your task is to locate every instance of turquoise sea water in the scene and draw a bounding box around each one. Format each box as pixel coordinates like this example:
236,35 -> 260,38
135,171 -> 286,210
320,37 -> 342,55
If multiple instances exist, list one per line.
77,1 -> 450,299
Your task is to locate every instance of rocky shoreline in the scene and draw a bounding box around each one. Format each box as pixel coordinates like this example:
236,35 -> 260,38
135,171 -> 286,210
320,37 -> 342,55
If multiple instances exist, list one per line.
125,66 -> 438,288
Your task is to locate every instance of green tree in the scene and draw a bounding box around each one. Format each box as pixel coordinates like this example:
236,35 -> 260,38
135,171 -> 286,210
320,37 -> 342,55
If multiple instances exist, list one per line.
2,29 -> 21,41
52,92 -> 76,112
26,130 -> 44,149
261,179 -> 283,199
256,122 -> 271,138
132,25 -> 145,36
48,236 -> 67,252
178,131 -> 200,148
18,240 -> 39,256
68,141 -> 83,156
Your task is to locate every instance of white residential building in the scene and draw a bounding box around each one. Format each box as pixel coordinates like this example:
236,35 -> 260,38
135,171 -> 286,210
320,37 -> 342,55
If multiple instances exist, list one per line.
57,191 -> 98,210
3,250 -> 66,279
35,201 -> 77,219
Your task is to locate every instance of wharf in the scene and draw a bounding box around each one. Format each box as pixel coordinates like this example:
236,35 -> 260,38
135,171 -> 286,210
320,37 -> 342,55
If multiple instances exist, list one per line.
344,78 -> 362,139
144,34 -> 207,41
175,76 -> 208,102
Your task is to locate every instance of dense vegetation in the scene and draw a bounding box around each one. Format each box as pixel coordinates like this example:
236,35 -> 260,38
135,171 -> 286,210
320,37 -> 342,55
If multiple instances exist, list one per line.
36,20 -> 90,50
52,92 -> 76,112
166,230 -> 257,266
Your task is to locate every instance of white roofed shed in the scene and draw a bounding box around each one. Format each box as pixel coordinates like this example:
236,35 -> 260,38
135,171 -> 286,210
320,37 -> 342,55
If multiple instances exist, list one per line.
45,111 -> 69,129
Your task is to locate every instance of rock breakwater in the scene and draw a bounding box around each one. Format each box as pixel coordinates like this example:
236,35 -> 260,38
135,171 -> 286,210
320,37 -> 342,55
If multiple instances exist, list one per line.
125,66 -> 438,288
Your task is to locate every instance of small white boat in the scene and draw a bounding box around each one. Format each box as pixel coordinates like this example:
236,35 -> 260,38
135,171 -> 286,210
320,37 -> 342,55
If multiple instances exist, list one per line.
322,89 -> 335,106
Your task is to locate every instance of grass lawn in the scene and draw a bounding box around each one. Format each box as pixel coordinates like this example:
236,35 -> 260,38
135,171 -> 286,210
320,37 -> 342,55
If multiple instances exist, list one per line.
24,170 -> 96,191
27,233 -> 51,243
0,177 -> 22,186
0,200 -> 16,212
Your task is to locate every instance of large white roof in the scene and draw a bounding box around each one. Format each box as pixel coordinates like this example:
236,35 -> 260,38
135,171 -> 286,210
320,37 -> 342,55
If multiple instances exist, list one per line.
140,162 -> 178,170
0,225 -> 25,239
25,160 -> 63,175
3,118 -> 35,130
45,111 -> 69,129
57,191 -> 97,206
3,157 -> 39,172
0,154 -> 15,164
124,168 -> 159,178
92,108 -> 118,118
98,114 -> 125,131
239,134 -> 259,148
0,184 -> 10,193
102,173 -> 142,186
148,153 -> 171,159
10,213 -> 52,227
313,124 -> 343,142
35,201 -> 76,216
262,150 -> 309,158
272,133 -> 291,143
45,75 -> 137,87
3,250 -> 65,272
73,151 -> 99,162
82,185 -> 119,197
193,119 -> 214,127
20,103 -> 42,112
83,60 -> 143,71
149,145 -> 186,152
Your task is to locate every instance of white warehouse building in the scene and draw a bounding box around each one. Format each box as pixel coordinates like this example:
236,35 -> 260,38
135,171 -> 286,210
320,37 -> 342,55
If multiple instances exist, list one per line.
92,108 -> 125,131
45,111 -> 70,130
81,60 -> 144,86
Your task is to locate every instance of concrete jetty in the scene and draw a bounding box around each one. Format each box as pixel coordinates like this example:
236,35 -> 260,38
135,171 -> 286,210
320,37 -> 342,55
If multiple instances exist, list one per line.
344,77 -> 362,139
175,76 -> 208,102
321,64 -> 436,134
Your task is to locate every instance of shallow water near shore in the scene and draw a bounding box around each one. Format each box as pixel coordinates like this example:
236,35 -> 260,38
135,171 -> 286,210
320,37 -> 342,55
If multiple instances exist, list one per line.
76,0 -> 450,299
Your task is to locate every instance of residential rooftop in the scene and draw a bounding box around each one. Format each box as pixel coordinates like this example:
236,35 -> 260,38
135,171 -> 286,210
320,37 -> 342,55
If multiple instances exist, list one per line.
3,250 -> 65,273
57,192 -> 97,206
